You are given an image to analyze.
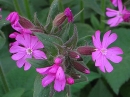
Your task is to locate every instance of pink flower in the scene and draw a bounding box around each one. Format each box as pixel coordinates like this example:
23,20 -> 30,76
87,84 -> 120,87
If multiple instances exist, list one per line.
36,57 -> 66,92
64,7 -> 73,23
66,77 -> 74,85
6,12 -> 32,34
10,34 -> 47,70
106,0 -> 124,27
110,0 -> 118,7
92,30 -> 123,73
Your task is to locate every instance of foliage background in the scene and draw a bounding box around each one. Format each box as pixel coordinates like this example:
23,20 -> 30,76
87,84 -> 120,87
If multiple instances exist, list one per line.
0,0 -> 130,97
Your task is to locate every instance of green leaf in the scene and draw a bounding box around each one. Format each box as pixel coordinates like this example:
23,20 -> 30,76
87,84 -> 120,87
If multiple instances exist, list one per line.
2,88 -> 24,97
83,0 -> 104,16
0,31 -> 6,49
35,33 -> 63,45
27,58 -> 50,68
88,79 -> 113,97
64,25 -> 78,49
33,75 -> 53,97
74,9 -> 84,20
71,72 -> 100,93
101,28 -> 130,94
90,14 -> 100,30
77,35 -> 92,46
45,0 -> 59,32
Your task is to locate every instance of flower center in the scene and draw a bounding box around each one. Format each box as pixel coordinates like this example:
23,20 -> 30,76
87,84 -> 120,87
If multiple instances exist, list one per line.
26,48 -> 33,55
100,48 -> 107,55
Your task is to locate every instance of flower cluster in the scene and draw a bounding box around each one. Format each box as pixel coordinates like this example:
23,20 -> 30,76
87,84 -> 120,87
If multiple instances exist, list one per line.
107,0 -> 130,27
6,4 -> 123,93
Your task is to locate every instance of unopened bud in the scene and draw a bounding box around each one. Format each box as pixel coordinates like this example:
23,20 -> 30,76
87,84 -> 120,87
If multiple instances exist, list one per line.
66,77 -> 74,85
68,50 -> 82,61
53,13 -> 66,27
72,61 -> 90,74
77,46 -> 95,55
54,56 -> 64,65
71,73 -> 81,79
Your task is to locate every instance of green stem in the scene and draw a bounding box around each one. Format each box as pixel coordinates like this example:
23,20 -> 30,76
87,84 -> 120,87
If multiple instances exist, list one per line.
24,0 -> 32,20
58,0 -> 64,11
0,64 -> 10,93
100,0 -> 105,32
13,0 -> 22,15
80,0 -> 84,23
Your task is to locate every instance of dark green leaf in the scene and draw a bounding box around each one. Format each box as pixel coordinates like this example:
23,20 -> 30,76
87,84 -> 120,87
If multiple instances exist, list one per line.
33,75 -> 53,97
27,58 -> 50,68
64,25 -> 78,49
74,9 -> 84,20
88,79 -> 113,97
35,33 -> 63,45
83,0 -> 104,15
90,14 -> 100,30
2,88 -> 24,97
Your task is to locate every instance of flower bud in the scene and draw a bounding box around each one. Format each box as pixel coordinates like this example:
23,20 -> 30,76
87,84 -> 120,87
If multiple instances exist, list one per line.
53,13 -> 66,27
66,77 -> 74,85
71,73 -> 81,79
54,56 -> 64,65
68,50 -> 82,61
64,7 -> 73,23
72,61 -> 90,74
77,46 -> 95,55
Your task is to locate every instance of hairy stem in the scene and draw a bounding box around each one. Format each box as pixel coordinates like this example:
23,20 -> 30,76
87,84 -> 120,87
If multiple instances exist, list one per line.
80,0 -> 84,23
0,64 -> 10,93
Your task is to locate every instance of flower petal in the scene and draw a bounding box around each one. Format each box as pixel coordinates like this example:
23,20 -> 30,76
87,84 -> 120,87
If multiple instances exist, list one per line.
56,67 -> 65,81
118,0 -> 123,12
92,50 -> 101,63
106,8 -> 118,17
102,30 -> 117,48
11,52 -> 26,60
24,62 -> 31,71
33,41 -> 44,50
54,79 -> 66,92
33,50 -> 47,59
42,74 -> 55,87
106,47 -> 123,63
36,67 -> 51,74
92,30 -> 101,49
16,56 -> 25,68
10,45 -> 25,53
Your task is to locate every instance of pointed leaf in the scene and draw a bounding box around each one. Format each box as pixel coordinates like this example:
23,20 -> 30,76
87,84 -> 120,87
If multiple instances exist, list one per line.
35,33 -> 63,45
54,43 -> 64,55
27,59 -> 50,68
64,25 -> 78,49
74,9 -> 84,20
33,75 -> 54,97
0,30 -> 6,49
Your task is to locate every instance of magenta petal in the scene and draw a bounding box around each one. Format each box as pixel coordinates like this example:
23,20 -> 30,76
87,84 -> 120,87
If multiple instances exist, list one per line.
23,34 -> 31,47
33,41 -> 44,50
24,62 -> 31,71
106,47 -> 123,63
36,67 -> 51,74
103,57 -> 113,73
118,0 -> 123,12
49,65 -> 59,73
10,45 -> 25,53
33,50 -> 47,59
30,36 -> 38,49
42,74 -> 55,87
102,30 -> 117,48
16,34 -> 25,46
54,79 -> 66,92
56,67 -> 65,81
16,57 -> 25,68
92,51 -> 101,63
93,52 -> 102,66
11,52 -> 26,60
92,30 -> 101,49
106,8 -> 118,17
99,65 -> 106,73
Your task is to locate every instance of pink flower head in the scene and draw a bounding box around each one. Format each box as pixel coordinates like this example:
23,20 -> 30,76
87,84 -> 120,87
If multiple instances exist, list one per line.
110,0 -> 118,7
92,30 -> 123,73
122,7 -> 130,22
106,0 -> 124,27
36,63 -> 66,92
64,7 -> 73,23
9,34 -> 47,70
6,12 -> 32,34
